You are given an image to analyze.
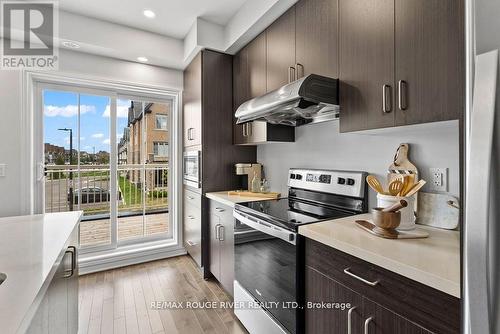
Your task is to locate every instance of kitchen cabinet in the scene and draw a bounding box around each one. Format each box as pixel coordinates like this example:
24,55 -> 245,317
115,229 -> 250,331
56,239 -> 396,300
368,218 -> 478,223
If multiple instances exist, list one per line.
295,0 -> 338,78
183,52 -> 202,147
338,0 -> 396,132
182,50 -> 256,274
233,33 -> 295,145
208,200 -> 234,296
394,0 -> 464,126
266,7 -> 296,91
26,227 -> 79,334
183,188 -> 202,267
339,0 -> 464,132
305,239 -> 460,334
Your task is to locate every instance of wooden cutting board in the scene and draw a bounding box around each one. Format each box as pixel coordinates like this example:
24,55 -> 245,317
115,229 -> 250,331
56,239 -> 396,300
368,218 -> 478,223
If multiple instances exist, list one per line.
227,191 -> 281,199
417,192 -> 460,230
387,143 -> 419,185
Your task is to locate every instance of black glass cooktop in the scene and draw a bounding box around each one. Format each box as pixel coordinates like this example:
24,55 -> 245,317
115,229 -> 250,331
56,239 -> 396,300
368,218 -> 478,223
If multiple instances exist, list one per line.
235,197 -> 356,232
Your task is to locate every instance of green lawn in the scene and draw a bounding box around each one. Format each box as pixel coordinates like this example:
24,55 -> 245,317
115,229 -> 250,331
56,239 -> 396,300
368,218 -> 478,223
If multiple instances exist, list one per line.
118,175 -> 141,205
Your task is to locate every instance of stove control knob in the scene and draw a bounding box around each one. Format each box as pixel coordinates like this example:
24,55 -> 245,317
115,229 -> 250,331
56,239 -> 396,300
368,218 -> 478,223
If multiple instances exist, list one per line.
290,174 -> 296,179
337,177 -> 346,185
296,174 -> 302,180
290,219 -> 296,223
289,234 -> 295,242
347,178 -> 355,186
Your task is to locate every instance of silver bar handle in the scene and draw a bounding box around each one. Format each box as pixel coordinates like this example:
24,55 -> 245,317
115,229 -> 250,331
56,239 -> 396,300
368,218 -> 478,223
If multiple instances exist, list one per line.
295,63 -> 304,79
215,207 -> 225,212
242,123 -> 247,137
247,122 -> 252,136
344,268 -> 379,286
187,196 -> 194,200
382,84 -> 392,113
364,317 -> 374,334
398,80 -> 408,110
233,211 -> 296,245
215,224 -> 220,240
219,225 -> 225,241
347,306 -> 357,334
62,246 -> 76,278
288,66 -> 296,83
190,128 -> 195,140
187,215 -> 195,220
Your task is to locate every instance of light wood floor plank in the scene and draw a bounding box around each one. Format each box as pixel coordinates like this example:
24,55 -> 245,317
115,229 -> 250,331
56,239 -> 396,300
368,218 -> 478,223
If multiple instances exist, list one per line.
79,255 -> 247,334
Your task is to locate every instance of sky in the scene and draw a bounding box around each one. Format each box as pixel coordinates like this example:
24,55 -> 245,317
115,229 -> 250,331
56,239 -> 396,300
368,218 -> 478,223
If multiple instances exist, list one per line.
43,90 -> 130,153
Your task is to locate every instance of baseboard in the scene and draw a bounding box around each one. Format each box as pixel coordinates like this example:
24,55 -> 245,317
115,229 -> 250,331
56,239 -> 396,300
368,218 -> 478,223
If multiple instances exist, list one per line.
78,244 -> 187,275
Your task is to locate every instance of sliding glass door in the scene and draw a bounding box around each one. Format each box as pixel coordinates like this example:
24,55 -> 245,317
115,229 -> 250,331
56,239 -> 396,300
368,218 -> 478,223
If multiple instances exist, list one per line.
42,85 -> 174,252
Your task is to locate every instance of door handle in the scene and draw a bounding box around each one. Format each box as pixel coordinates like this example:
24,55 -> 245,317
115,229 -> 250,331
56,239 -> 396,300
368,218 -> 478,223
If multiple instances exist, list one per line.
62,246 -> 76,278
187,215 -> 195,220
219,225 -> 225,241
186,240 -> 197,246
347,306 -> 357,334
398,80 -> 408,110
247,122 -> 252,136
344,268 -> 379,286
382,84 -> 392,113
295,63 -> 304,79
364,317 -> 374,334
187,196 -> 194,200
215,207 -> 225,212
288,66 -> 296,83
242,123 -> 247,137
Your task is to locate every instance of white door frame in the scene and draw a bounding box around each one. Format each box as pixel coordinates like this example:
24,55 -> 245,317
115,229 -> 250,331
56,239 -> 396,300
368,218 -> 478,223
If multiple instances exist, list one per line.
22,70 -> 185,271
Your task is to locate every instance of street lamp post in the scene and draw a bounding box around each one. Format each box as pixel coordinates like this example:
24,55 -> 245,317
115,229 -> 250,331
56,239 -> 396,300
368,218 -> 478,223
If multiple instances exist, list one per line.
58,128 -> 73,211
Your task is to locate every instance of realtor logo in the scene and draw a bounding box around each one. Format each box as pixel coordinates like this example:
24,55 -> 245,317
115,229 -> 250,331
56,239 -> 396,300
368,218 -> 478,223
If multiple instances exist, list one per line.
1,1 -> 58,69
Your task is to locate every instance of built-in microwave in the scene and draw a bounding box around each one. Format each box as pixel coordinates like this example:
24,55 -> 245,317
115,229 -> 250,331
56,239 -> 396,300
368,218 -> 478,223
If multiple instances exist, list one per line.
183,150 -> 201,188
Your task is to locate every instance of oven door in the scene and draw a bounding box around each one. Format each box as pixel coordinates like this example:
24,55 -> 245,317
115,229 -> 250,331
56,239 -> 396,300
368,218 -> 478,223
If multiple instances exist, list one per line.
233,210 -> 302,334
183,151 -> 200,188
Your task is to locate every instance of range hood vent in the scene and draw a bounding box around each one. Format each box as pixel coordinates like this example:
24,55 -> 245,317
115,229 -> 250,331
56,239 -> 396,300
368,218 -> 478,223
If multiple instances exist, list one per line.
235,74 -> 339,126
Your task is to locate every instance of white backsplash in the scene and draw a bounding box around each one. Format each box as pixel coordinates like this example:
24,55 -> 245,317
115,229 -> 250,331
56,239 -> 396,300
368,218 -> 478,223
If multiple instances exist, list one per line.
257,120 -> 460,209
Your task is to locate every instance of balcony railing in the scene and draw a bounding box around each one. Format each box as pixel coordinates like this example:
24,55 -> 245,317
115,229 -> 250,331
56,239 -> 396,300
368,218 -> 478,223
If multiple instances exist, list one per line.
44,164 -> 169,217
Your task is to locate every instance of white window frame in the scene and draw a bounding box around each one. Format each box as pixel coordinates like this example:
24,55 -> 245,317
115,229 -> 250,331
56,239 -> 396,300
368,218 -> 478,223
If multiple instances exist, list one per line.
22,70 -> 185,273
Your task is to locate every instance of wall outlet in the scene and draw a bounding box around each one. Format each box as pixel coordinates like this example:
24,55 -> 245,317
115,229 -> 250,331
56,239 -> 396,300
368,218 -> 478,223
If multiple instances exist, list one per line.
429,167 -> 447,192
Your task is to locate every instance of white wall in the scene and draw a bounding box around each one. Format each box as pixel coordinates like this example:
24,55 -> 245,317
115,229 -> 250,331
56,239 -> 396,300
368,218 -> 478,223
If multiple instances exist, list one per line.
257,120 -> 460,208
0,49 -> 183,217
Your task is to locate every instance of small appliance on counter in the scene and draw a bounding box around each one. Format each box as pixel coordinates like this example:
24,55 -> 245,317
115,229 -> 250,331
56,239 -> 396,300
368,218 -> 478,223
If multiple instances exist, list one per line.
235,163 -> 262,190
233,168 -> 368,334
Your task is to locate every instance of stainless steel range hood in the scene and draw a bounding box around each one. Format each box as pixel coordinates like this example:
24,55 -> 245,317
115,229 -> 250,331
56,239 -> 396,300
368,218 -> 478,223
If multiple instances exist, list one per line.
235,74 -> 339,126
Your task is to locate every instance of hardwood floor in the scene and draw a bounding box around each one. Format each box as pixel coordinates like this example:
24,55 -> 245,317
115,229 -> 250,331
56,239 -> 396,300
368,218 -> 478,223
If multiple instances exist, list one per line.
78,255 -> 247,334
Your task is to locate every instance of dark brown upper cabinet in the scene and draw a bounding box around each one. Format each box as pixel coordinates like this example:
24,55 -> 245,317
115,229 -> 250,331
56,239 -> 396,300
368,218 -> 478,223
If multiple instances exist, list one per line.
339,0 -> 396,132
339,0 -> 464,132
266,7 -> 296,91
394,0 -> 464,126
183,52 -> 202,147
295,0 -> 339,78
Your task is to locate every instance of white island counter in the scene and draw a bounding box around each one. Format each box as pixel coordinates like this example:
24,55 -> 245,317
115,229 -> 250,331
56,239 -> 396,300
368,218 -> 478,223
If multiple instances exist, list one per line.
0,211 -> 82,334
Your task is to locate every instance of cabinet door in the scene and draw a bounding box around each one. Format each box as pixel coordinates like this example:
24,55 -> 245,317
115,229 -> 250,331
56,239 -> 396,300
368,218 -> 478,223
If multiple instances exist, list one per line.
248,32 -> 267,98
233,47 -> 249,145
266,7 -> 296,91
362,298 -> 432,334
306,266 -> 363,334
295,0 -> 338,78
339,0 -> 395,132
217,205 -> 235,296
209,213 -> 221,282
394,0 -> 464,126
183,52 -> 202,147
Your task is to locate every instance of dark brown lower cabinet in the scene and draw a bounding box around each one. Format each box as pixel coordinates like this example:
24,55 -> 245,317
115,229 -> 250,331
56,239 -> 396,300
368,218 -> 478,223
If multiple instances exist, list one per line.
305,239 -> 460,334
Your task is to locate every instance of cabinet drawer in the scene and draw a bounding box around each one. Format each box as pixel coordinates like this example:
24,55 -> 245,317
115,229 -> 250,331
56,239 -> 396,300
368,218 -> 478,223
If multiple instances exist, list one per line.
305,239 -> 460,334
184,202 -> 202,266
184,189 -> 201,208
209,201 -> 233,223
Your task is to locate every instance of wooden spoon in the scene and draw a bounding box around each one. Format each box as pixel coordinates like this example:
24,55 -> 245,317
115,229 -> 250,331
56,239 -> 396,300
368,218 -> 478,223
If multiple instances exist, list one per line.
398,176 -> 410,196
403,180 -> 427,197
366,175 -> 385,194
382,199 -> 408,212
388,179 -> 404,196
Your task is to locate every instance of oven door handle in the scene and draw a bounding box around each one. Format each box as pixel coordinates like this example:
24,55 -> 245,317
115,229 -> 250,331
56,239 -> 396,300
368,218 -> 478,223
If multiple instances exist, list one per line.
233,211 -> 297,245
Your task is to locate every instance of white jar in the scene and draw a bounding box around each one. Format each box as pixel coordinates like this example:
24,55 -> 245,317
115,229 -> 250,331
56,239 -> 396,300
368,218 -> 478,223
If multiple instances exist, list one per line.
376,193 -> 416,230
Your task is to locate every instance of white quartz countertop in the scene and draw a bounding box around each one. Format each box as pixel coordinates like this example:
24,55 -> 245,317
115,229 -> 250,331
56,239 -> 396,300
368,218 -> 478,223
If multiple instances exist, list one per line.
0,211 -> 82,334
299,213 -> 460,298
205,191 -> 281,208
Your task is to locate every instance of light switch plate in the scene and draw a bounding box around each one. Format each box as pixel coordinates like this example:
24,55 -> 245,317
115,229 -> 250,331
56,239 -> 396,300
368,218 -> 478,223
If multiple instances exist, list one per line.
429,167 -> 448,192
0,164 -> 5,177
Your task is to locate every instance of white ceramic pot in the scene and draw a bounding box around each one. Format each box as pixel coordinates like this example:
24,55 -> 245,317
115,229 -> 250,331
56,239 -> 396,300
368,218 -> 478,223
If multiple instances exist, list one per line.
376,193 -> 416,230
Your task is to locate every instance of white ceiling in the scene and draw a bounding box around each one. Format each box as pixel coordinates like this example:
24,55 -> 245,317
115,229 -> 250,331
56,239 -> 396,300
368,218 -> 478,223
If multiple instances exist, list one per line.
59,0 -> 249,39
